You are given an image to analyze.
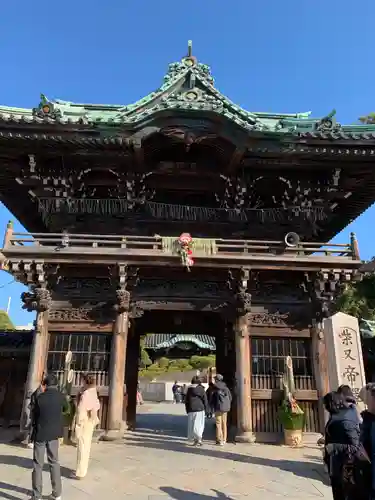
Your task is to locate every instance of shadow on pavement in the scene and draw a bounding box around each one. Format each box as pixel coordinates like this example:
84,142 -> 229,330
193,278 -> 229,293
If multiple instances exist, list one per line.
136,412 -> 217,441
0,480 -> 29,500
160,487 -> 233,499
125,434 -> 328,485
0,454 -> 72,479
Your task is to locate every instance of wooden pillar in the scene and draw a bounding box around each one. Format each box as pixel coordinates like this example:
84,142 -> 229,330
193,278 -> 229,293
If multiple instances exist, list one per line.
20,308 -> 49,432
106,311 -> 128,435
105,287 -> 130,439
234,312 -> 255,443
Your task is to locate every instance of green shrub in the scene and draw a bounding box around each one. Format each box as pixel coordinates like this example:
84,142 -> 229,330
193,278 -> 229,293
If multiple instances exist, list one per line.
139,344 -> 152,368
190,355 -> 215,370
168,359 -> 193,371
158,357 -> 170,369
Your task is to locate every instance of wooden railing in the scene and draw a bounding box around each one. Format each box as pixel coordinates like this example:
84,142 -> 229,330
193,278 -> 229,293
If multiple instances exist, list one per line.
2,223 -> 360,260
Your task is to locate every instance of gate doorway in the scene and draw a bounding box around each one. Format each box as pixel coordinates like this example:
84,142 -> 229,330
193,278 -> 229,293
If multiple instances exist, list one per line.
125,310 -> 231,434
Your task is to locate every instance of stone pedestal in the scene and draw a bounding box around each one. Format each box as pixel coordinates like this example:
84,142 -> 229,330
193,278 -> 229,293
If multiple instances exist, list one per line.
323,312 -> 366,403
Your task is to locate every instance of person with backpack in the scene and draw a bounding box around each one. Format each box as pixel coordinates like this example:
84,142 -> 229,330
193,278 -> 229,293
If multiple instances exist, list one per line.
211,374 -> 232,446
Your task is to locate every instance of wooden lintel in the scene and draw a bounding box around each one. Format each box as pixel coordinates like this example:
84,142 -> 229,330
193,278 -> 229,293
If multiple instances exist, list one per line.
133,300 -> 227,312
48,322 -> 113,333
250,327 -> 311,338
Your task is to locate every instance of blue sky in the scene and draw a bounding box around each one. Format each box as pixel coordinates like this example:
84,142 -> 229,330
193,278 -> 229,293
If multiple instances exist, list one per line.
0,0 -> 374,325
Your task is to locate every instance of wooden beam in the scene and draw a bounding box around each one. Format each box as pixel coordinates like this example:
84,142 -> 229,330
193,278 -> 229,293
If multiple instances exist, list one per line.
250,327 -> 311,338
251,389 -> 318,401
48,322 -> 113,332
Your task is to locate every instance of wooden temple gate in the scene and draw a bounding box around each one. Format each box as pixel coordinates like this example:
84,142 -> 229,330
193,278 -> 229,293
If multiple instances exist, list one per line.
0,43 -> 372,441
2,228 -> 361,441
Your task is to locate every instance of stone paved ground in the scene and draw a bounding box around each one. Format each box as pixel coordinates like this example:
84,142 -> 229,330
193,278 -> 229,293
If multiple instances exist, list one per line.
0,403 -> 331,500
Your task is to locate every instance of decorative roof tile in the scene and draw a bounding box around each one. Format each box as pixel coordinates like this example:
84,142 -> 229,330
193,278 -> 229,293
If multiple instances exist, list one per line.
144,333 -> 216,350
1,42 -> 375,140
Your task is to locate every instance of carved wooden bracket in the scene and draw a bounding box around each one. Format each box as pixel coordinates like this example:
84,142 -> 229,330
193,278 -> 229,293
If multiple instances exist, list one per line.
112,264 -> 132,314
228,267 -> 252,316
114,289 -> 131,313
21,286 -> 52,312
302,270 -> 351,322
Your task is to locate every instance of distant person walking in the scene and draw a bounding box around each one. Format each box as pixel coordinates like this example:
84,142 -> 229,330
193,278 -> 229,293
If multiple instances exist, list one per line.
172,381 -> 182,403
211,374 -> 232,446
30,374 -> 65,500
185,376 -> 208,447
136,382 -> 144,405
73,374 -> 100,480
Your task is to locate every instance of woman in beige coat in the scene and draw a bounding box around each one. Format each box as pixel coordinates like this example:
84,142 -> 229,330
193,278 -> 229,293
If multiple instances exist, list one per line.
73,374 -> 100,479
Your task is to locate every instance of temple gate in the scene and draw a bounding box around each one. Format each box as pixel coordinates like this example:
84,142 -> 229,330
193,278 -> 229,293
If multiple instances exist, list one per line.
0,42 -> 371,442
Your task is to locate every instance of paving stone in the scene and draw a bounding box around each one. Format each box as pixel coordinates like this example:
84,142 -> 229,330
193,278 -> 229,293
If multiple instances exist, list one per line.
0,403 -> 332,500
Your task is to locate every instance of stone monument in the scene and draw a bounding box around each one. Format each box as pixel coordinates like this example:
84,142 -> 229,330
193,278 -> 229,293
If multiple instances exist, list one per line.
323,312 -> 366,401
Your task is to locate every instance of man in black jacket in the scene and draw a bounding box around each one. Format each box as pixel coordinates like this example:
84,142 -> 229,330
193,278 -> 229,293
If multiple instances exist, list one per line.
211,374 -> 232,446
30,374 -> 65,500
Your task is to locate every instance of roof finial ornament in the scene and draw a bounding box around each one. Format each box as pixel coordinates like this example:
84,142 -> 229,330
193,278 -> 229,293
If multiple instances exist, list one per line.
187,40 -> 193,58
182,40 -> 196,67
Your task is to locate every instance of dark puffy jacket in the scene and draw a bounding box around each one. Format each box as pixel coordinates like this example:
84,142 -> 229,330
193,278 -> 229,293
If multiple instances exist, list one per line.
324,407 -> 360,478
185,384 -> 208,414
211,381 -> 232,413
359,410 -> 375,494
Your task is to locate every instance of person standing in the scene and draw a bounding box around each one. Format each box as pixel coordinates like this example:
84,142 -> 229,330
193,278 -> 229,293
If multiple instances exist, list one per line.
185,376 -> 208,447
211,374 -> 232,446
359,383 -> 375,500
73,374 -> 100,480
172,381 -> 182,404
323,391 -> 361,500
30,374 -> 65,500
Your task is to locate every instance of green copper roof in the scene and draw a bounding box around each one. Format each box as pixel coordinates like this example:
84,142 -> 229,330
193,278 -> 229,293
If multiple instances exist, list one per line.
1,41 -> 375,138
144,333 -> 216,351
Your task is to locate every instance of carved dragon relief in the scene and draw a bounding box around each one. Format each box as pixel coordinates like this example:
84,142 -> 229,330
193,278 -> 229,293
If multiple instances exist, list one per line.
249,311 -> 290,327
